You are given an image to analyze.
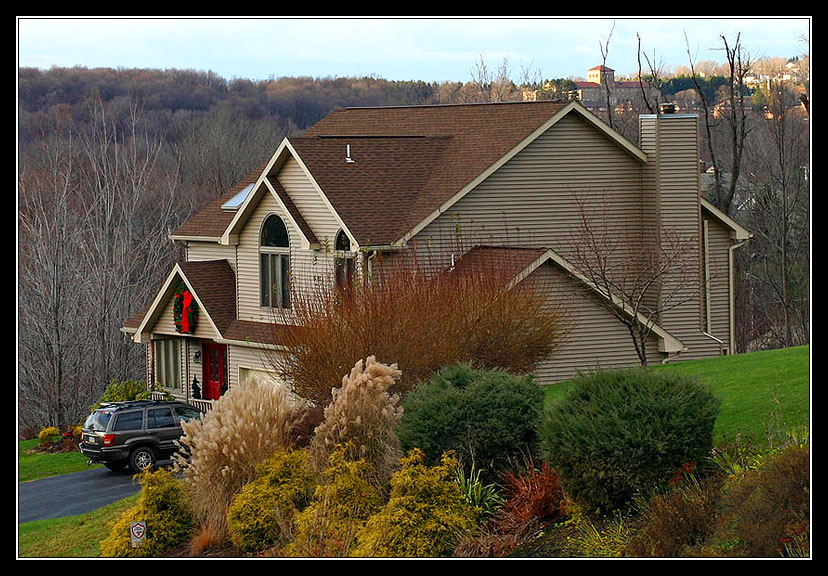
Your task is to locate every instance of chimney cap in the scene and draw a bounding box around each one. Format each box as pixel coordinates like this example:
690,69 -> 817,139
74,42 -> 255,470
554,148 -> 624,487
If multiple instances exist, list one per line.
659,102 -> 677,115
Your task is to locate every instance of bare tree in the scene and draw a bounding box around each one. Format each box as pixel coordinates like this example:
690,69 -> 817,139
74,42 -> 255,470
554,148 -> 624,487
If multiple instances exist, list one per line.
599,21 -> 616,129
739,79 -> 810,349
18,111 -> 89,428
685,32 -> 753,217
469,54 -> 516,103
567,194 -> 702,367
636,32 -> 665,114
18,95 -> 182,430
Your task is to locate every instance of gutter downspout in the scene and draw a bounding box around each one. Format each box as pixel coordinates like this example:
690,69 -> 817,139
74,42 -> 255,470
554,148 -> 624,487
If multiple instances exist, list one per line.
728,240 -> 749,354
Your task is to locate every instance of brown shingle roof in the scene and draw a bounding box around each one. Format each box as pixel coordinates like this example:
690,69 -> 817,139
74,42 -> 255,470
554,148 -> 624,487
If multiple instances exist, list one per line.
300,101 -> 569,245
451,245 -> 548,283
178,260 -> 236,335
171,164 -> 267,239
222,319 -> 300,345
174,101 -> 570,246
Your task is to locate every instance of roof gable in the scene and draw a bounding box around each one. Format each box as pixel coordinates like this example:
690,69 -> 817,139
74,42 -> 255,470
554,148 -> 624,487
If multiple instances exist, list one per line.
132,260 -> 236,343
174,101 -> 648,249
301,100 -> 646,246
459,245 -> 685,354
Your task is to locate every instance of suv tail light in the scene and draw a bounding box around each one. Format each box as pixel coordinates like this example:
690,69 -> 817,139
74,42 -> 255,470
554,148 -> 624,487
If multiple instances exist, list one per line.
103,434 -> 116,446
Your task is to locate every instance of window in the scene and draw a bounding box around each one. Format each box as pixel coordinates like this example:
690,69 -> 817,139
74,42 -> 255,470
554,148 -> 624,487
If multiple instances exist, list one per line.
155,340 -> 182,391
147,408 -> 177,429
260,215 -> 291,308
113,411 -> 144,431
334,229 -> 355,290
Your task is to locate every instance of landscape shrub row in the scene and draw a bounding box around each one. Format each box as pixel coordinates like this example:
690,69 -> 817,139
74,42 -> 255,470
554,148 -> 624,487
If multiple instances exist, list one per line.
98,360 -> 809,558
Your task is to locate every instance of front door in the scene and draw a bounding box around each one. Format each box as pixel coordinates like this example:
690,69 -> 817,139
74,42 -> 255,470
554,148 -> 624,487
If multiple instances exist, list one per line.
202,343 -> 227,401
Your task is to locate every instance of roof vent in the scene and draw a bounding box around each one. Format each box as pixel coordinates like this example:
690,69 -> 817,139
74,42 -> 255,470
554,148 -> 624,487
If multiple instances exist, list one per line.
345,144 -> 355,164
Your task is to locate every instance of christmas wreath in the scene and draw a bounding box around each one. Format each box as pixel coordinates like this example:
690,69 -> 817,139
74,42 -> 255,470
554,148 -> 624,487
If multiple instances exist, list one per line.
173,281 -> 198,334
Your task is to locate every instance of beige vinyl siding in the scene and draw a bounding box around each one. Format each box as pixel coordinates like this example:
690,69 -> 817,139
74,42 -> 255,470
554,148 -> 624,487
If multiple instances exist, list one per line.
236,189 -> 333,322
527,261 -> 662,385
416,113 -> 645,270
187,242 -> 237,272
640,115 -> 722,360
278,157 -> 343,250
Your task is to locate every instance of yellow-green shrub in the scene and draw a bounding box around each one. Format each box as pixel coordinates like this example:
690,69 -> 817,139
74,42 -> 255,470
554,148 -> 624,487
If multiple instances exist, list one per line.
353,449 -> 477,557
286,445 -> 385,557
38,426 -> 60,447
100,468 -> 194,557
226,449 -> 315,554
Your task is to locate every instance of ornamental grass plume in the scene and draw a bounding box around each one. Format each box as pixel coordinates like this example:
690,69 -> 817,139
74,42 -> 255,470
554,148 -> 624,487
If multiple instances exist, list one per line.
172,379 -> 307,540
310,356 -> 404,488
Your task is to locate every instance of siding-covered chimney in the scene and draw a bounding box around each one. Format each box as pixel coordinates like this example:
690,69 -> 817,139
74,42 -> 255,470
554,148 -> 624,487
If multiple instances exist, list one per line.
638,113 -> 703,352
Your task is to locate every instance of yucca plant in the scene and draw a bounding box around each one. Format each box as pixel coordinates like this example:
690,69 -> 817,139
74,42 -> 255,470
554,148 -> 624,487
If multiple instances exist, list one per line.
454,462 -> 505,520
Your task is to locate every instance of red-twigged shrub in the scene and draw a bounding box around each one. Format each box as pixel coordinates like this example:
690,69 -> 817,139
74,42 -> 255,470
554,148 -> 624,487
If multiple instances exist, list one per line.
497,460 -> 567,533
272,249 -> 568,406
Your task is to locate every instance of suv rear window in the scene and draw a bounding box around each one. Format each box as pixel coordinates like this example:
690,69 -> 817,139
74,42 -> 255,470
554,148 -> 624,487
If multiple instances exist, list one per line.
174,406 -> 203,423
147,407 -> 177,429
113,411 -> 144,431
84,410 -> 112,432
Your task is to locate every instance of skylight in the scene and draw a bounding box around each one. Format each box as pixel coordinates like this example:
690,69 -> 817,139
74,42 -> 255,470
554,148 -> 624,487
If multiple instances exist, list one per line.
221,183 -> 255,211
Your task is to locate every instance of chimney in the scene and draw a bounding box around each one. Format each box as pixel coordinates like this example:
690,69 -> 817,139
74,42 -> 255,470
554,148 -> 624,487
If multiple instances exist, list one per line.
638,112 -> 703,339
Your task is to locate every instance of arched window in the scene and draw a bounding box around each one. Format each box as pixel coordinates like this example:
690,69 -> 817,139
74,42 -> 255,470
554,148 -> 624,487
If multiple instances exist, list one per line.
334,229 -> 355,290
260,215 -> 291,308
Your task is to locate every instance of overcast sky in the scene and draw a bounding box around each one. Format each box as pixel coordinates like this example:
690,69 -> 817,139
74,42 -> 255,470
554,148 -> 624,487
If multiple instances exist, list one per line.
17,16 -> 811,83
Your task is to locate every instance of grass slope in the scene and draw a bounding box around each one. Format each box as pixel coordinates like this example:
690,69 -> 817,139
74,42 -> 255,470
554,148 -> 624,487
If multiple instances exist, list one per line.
18,439 -> 101,483
544,346 -> 810,443
18,494 -> 139,558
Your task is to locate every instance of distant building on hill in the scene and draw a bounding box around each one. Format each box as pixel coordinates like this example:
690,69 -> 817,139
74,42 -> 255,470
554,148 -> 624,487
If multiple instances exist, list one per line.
569,65 -> 661,111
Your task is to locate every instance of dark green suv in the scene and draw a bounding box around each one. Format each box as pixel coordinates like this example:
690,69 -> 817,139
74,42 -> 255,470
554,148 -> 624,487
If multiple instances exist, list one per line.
80,400 -> 203,473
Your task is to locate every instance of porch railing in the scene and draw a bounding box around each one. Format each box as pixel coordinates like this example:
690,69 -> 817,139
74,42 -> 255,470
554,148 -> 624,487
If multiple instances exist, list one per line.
151,390 -> 215,413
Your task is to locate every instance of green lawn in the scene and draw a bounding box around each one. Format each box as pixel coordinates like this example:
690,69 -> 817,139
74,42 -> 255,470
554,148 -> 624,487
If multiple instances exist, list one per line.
18,494 -> 139,558
18,439 -> 101,483
543,346 -> 810,444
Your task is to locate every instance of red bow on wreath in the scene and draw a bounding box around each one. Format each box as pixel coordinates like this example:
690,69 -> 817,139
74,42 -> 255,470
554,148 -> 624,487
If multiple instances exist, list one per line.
173,282 -> 198,334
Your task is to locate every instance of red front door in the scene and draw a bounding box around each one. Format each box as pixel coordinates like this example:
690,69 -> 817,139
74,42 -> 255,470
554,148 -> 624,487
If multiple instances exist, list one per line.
202,343 -> 227,401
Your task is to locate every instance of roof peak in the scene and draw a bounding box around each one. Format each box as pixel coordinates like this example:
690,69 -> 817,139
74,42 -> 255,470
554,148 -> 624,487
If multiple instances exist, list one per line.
338,100 -> 568,112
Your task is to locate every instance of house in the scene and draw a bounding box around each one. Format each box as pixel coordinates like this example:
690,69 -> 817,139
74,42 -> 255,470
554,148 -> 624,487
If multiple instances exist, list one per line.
121,99 -> 750,409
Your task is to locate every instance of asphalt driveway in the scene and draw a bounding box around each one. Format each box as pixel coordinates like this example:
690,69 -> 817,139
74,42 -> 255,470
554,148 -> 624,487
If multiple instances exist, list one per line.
18,461 -> 173,524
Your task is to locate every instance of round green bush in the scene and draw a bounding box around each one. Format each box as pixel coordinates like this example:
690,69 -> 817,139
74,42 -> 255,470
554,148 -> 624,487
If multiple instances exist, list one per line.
541,369 -> 720,515
397,364 -> 544,476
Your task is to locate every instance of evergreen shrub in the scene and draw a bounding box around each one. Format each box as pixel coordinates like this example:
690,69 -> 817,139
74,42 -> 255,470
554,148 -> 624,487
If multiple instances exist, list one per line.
226,449 -> 315,554
354,449 -> 477,557
100,467 -> 194,557
541,369 -> 720,515
286,445 -> 385,557
397,364 -> 544,477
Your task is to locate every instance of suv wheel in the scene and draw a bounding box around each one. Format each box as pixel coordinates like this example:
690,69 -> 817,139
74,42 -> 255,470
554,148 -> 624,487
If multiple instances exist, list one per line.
129,446 -> 157,473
